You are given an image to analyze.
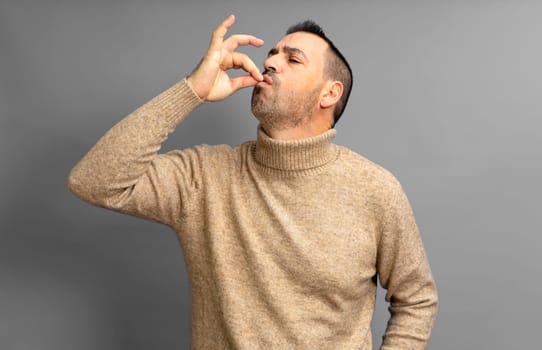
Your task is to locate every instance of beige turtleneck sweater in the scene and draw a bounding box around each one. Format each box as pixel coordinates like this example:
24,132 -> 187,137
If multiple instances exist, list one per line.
68,79 -> 437,350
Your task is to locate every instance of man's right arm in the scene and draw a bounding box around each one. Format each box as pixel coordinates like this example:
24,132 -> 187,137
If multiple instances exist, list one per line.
67,78 -> 203,223
67,15 -> 264,224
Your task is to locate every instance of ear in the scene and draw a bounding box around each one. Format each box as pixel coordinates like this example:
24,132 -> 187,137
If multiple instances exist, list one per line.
320,81 -> 343,109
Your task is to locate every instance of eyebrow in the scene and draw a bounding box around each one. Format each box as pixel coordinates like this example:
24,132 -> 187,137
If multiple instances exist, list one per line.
267,46 -> 309,62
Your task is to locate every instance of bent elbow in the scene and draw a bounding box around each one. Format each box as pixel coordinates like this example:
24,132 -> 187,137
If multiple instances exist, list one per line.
67,164 -> 92,202
67,164 -> 134,210
67,163 -> 108,206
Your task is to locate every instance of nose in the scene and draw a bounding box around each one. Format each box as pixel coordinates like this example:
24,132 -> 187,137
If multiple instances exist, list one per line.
263,55 -> 278,74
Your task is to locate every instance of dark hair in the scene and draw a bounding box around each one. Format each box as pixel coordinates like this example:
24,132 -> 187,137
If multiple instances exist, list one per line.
286,20 -> 353,126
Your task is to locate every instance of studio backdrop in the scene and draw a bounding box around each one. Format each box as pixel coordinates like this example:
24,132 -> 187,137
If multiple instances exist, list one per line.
1,1 -> 541,349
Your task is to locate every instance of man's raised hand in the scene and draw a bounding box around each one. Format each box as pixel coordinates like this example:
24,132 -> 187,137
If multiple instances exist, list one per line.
187,15 -> 264,102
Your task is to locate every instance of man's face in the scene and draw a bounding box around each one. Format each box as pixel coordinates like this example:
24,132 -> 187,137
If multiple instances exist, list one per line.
251,31 -> 329,130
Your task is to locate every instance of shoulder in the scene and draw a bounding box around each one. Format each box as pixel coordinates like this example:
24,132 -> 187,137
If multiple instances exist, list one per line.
334,145 -> 403,194
163,141 -> 254,173
333,145 -> 415,228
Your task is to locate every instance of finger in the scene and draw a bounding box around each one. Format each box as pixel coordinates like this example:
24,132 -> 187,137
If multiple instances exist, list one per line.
209,14 -> 236,52
223,34 -> 264,53
230,52 -> 263,81
230,75 -> 260,92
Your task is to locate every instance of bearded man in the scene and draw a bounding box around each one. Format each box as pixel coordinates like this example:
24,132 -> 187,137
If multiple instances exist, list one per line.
69,15 -> 437,350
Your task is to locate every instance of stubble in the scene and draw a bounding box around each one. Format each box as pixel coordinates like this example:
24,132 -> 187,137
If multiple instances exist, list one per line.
251,77 -> 320,132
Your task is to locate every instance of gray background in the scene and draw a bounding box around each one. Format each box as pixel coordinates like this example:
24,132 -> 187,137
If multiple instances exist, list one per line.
1,0 -> 540,349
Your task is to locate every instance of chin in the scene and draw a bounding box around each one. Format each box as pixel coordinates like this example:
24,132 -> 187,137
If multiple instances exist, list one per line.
251,98 -> 268,121
251,108 -> 266,124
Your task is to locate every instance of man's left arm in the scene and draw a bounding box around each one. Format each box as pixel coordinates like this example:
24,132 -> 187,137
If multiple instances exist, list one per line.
377,180 -> 438,349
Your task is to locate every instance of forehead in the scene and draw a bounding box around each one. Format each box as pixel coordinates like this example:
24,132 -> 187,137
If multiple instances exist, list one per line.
273,31 -> 329,59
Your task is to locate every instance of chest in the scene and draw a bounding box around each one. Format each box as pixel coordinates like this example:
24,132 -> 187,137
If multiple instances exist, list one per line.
210,174 -> 381,293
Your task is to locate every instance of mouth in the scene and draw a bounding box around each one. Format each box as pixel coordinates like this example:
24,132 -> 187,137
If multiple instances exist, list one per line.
260,74 -> 273,85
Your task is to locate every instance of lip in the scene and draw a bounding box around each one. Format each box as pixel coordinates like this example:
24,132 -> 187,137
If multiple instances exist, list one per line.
262,74 -> 273,85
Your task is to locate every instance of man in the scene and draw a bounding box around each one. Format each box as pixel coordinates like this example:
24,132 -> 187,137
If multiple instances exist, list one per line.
69,15 -> 437,349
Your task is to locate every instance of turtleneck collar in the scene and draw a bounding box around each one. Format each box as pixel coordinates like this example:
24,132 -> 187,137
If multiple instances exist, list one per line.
252,125 -> 339,176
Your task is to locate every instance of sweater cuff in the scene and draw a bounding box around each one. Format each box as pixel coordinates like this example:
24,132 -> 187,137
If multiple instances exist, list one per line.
150,77 -> 204,127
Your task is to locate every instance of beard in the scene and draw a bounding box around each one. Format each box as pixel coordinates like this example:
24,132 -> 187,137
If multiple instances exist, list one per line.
251,75 -> 321,132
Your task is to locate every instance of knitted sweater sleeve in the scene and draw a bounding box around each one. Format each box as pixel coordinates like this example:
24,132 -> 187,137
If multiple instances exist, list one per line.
377,179 -> 438,349
67,79 -> 203,226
